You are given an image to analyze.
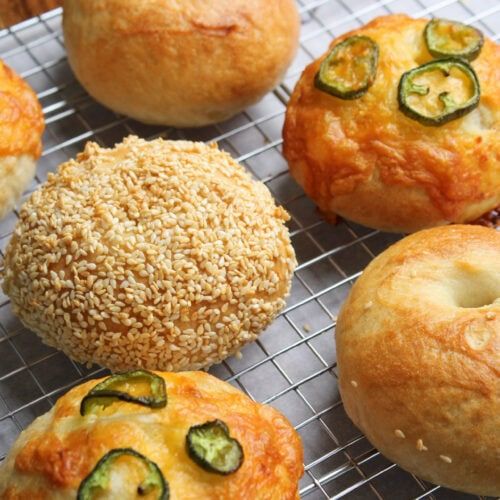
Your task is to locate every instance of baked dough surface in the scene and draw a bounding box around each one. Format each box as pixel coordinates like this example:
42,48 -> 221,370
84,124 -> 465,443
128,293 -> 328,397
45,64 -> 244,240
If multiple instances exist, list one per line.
0,59 -> 44,219
0,59 -> 43,159
1,137 -> 296,372
63,0 -> 299,126
336,225 -> 500,495
283,15 -> 500,232
0,371 -> 303,499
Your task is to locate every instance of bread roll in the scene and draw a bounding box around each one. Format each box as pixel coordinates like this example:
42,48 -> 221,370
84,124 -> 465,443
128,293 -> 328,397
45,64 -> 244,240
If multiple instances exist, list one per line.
336,225 -> 499,496
283,15 -> 500,233
0,59 -> 44,220
1,136 -> 296,372
63,0 -> 300,127
0,370 -> 303,498
0,0 -> 60,27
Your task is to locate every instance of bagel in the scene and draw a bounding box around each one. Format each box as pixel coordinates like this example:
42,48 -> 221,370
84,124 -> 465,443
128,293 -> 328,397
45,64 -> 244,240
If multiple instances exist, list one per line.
0,370 -> 303,498
336,225 -> 499,496
1,136 -> 296,372
283,15 -> 500,233
63,0 -> 300,127
0,58 -> 44,220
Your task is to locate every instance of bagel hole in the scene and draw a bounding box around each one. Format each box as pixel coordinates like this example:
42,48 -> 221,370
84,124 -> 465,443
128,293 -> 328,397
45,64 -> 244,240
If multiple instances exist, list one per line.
457,291 -> 498,309
451,267 -> 500,308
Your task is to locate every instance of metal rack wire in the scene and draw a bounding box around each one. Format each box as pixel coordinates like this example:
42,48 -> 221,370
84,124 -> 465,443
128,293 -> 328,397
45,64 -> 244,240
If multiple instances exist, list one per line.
0,1 -> 497,498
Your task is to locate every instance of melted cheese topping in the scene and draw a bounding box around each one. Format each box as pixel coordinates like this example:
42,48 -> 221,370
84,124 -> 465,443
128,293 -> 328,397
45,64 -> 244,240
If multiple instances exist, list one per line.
0,59 -> 44,158
283,14 -> 500,231
0,371 -> 303,499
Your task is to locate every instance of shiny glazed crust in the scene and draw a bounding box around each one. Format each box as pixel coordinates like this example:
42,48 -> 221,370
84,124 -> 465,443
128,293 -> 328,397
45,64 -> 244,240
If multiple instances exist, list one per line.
336,225 -> 500,495
283,15 -> 500,233
0,59 -> 44,218
0,371 -> 303,499
63,0 -> 300,127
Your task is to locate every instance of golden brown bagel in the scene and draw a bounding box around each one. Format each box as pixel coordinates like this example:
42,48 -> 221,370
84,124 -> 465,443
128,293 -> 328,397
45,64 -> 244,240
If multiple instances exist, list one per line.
283,15 -> 500,233
0,371 -> 304,499
0,58 -> 44,219
336,225 -> 500,496
0,0 -> 60,28
63,0 -> 300,127
1,136 -> 296,372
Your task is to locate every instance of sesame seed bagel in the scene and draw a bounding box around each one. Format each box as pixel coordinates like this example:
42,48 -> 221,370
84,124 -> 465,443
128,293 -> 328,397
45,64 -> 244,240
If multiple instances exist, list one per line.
1,136 -> 296,372
336,225 -> 499,496
0,58 -> 44,220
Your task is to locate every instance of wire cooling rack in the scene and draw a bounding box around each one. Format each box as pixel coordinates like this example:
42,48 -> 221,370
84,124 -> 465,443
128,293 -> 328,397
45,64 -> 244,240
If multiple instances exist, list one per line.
0,1 -> 498,498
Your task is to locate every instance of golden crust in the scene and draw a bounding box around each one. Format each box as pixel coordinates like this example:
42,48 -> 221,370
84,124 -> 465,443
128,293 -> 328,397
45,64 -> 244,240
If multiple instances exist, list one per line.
283,15 -> 500,232
0,58 -> 44,159
0,1 -> 60,28
0,371 -> 303,498
336,225 -> 500,496
0,59 -> 44,219
0,155 -> 37,220
63,0 -> 300,127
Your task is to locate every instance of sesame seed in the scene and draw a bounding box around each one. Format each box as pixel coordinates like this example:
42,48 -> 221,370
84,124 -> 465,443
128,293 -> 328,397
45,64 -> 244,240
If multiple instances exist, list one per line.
485,311 -> 496,320
0,137 -> 296,372
350,380 -> 358,388
364,301 -> 373,310
440,455 -> 452,464
303,323 -> 311,333
416,439 -> 428,451
394,429 -> 406,439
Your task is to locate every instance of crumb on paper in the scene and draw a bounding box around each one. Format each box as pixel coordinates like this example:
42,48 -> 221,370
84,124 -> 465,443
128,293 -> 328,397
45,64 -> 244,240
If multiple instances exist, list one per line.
303,323 -> 311,333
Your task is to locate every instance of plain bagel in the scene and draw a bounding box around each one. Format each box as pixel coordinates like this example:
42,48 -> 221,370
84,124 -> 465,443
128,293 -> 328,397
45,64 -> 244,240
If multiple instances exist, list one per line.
336,225 -> 499,496
63,0 -> 300,127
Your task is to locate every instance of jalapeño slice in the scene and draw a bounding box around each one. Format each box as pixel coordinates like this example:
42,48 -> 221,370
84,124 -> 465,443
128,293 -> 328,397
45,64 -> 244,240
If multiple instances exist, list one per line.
398,58 -> 480,126
425,18 -> 484,61
314,35 -> 379,99
77,448 -> 169,500
186,419 -> 244,475
80,370 -> 167,416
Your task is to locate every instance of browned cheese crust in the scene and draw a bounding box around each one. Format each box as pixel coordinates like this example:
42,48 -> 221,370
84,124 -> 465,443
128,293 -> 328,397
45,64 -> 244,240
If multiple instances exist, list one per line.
336,225 -> 500,496
0,58 -> 44,219
0,371 -> 304,499
283,15 -> 500,233
63,0 -> 300,127
1,136 -> 296,371
0,58 -> 44,159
